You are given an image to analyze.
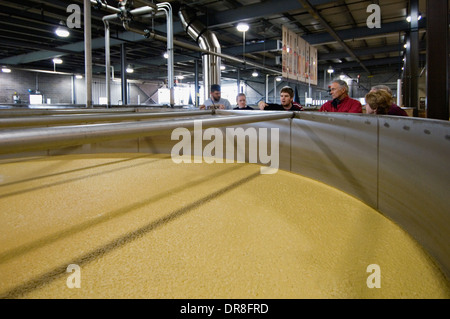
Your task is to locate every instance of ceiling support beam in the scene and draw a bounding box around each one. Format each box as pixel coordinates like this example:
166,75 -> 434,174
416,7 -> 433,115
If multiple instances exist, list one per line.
426,0 -> 449,120
404,0 -> 419,112
84,0 -> 93,108
296,0 -> 371,75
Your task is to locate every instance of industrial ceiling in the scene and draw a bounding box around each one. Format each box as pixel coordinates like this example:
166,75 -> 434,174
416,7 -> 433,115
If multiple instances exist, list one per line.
0,0 -> 427,85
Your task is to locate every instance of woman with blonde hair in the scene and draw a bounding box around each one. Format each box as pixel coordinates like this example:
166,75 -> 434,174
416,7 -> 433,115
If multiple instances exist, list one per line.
365,89 -> 407,116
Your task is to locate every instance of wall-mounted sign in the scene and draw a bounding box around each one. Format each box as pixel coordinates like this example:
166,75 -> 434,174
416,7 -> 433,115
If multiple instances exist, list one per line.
282,26 -> 318,86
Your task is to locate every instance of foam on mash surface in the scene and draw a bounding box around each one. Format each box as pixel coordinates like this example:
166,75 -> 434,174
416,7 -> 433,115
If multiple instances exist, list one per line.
0,153 -> 448,299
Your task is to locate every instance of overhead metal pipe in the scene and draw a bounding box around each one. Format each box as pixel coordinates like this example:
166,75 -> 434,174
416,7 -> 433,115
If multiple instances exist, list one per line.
99,1 -> 280,107
195,59 -> 199,107
156,2 -> 174,107
102,14 -> 119,107
84,0 -> 93,108
112,2 -> 175,106
0,112 -> 293,155
120,43 -> 128,105
165,34 -> 280,75
179,6 -> 222,101
90,0 -> 120,13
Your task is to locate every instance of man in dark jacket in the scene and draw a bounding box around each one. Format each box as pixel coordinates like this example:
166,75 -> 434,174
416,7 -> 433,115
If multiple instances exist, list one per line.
258,86 -> 303,111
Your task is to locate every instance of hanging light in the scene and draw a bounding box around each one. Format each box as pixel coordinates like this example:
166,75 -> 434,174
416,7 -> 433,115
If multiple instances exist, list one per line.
327,66 -> 334,74
237,23 -> 249,66
236,23 -> 249,32
55,21 -> 70,37
252,70 -> 258,77
126,65 -> 134,73
276,76 -> 282,82
1,66 -> 11,73
163,52 -> 169,59
52,58 -> 62,72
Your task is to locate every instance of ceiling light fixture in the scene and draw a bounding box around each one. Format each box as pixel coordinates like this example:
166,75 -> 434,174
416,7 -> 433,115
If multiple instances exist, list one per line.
237,23 -> 249,66
2,66 -> 11,73
52,58 -> 62,72
236,23 -> 249,32
55,21 -> 70,37
252,70 -> 258,77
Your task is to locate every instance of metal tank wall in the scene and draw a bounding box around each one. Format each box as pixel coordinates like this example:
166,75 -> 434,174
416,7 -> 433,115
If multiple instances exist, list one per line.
290,112 -> 450,280
0,108 -> 448,279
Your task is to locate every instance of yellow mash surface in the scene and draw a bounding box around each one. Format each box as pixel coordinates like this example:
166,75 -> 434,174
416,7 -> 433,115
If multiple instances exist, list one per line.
0,153 -> 448,299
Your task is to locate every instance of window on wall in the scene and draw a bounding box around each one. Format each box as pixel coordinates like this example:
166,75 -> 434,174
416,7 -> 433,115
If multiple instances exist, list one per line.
218,83 -> 238,105
158,85 -> 204,105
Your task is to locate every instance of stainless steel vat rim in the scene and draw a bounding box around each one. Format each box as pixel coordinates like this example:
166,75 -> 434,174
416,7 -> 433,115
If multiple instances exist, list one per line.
0,108 -> 140,117
0,112 -> 293,155
0,110 -> 213,128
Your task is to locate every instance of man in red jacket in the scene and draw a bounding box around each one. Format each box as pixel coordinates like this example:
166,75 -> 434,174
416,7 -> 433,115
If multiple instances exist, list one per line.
319,80 -> 362,113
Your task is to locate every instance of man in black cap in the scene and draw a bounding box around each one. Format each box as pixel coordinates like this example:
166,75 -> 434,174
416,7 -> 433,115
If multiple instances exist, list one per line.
200,84 -> 232,110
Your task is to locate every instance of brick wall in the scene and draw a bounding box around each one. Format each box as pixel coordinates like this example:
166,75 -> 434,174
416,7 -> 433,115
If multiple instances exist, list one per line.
0,69 -> 161,106
0,69 -> 72,104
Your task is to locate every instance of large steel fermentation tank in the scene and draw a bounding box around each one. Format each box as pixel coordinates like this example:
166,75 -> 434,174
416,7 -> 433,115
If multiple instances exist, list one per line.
0,107 -> 449,298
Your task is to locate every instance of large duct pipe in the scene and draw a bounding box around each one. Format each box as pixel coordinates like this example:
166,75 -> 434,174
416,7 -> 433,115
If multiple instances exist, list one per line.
179,7 -> 221,102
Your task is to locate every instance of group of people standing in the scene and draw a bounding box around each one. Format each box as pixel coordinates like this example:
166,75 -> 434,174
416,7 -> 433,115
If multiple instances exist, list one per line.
199,80 -> 407,117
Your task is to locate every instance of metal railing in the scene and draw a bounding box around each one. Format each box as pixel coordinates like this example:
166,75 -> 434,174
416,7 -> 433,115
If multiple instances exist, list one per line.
0,111 -> 292,155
